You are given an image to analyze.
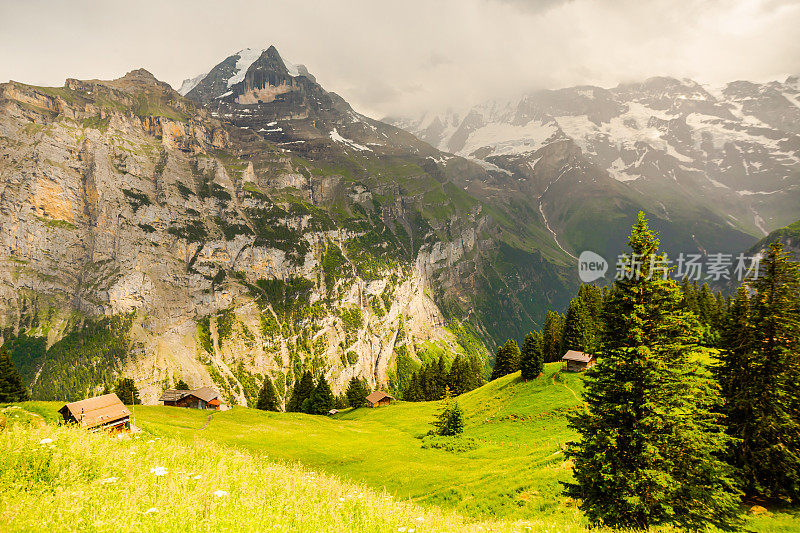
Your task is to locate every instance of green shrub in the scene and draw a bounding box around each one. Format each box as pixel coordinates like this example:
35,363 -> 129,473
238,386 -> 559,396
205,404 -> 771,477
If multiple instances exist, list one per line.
421,435 -> 479,453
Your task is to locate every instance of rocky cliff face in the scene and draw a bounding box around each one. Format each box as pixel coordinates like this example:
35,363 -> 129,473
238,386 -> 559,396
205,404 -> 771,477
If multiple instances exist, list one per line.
0,67 -> 490,405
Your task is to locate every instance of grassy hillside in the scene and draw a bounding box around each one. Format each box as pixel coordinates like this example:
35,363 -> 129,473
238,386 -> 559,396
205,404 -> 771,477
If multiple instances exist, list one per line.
3,364 -> 798,531
136,364 -> 584,522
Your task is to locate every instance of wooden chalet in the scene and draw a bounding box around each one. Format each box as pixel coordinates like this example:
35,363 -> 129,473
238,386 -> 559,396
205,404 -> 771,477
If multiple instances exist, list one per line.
561,350 -> 597,372
158,386 -> 221,410
58,394 -> 131,432
365,391 -> 394,408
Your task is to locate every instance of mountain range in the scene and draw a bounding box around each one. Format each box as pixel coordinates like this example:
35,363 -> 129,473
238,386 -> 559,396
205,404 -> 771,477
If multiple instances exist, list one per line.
389,75 -> 800,262
0,45 -> 797,404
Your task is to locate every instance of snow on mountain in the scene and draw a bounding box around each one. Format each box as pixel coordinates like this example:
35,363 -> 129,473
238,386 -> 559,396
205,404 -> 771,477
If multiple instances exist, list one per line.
389,76 -> 800,237
227,48 -> 266,87
177,71 -> 207,96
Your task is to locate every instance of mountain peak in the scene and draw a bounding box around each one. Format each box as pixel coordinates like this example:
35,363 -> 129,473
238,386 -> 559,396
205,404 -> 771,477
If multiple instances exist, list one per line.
178,45 -> 313,100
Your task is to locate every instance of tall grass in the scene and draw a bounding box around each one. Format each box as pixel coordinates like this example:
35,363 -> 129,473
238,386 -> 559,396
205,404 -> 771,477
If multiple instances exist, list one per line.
0,424 -> 586,532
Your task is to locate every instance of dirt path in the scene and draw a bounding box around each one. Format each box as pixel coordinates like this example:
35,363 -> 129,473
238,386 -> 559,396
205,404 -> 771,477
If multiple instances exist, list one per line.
553,372 -> 588,414
198,413 -> 214,431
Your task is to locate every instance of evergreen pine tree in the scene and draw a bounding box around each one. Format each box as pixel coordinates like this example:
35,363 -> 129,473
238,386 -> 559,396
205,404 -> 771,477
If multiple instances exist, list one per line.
434,356 -> 448,399
520,331 -> 544,380
0,348 -> 28,402
431,387 -> 465,436
175,379 -> 189,390
403,372 -> 423,402
309,374 -> 335,415
447,354 -> 467,395
565,212 -> 741,530
466,356 -> 485,391
256,376 -> 279,411
346,376 -> 372,407
562,298 -> 594,352
722,240 -> 800,500
543,311 -> 565,362
114,378 -> 140,405
490,339 -> 520,380
287,370 -> 315,412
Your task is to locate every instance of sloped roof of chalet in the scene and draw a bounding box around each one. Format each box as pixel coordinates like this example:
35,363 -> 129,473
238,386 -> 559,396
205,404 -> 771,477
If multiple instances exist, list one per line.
561,350 -> 595,363
58,394 -> 131,429
191,386 -> 219,403
158,389 -> 192,402
365,391 -> 394,404
158,387 -> 219,403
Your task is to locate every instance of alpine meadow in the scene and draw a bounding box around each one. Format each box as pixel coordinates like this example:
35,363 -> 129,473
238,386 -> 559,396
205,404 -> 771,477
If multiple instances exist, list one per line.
1,1 -> 800,531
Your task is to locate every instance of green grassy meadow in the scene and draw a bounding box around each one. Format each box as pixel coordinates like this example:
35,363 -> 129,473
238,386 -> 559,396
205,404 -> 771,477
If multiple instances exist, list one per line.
137,364 -> 585,522
2,362 -> 799,531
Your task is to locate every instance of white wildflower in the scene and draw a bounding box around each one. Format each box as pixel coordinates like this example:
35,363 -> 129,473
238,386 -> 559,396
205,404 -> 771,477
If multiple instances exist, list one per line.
213,490 -> 228,498
415,517 -> 424,522
39,438 -> 53,445
144,507 -> 158,515
146,440 -> 155,444
398,528 -> 407,533
150,467 -> 167,476
99,477 -> 118,484
193,475 -> 202,480
338,497 -> 345,502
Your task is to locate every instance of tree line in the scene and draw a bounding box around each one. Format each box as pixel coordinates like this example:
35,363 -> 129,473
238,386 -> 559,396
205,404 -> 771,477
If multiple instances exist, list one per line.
402,354 -> 484,401
254,372 -> 379,414
491,270 -> 744,382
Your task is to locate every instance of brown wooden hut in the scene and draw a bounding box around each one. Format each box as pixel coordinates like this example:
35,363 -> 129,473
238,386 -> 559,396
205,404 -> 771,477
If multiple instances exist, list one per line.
158,386 -> 220,410
365,391 -> 394,408
58,394 -> 131,432
561,350 -> 597,372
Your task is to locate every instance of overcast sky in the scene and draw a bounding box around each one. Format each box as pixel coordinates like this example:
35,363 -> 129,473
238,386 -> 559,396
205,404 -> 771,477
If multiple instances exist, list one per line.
1,0 -> 798,118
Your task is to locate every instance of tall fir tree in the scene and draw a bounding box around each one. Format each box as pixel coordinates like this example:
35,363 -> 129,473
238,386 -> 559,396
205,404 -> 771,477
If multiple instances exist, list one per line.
562,298 -> 594,352
256,376 -> 280,411
431,387 -> 465,436
287,370 -> 315,412
490,339 -> 520,380
114,378 -> 140,405
175,379 -> 190,390
520,331 -> 544,380
0,348 -> 28,402
345,376 -> 372,407
565,212 -> 741,530
542,311 -> 565,362
446,354 -> 467,395
721,240 -> 800,501
309,374 -> 335,415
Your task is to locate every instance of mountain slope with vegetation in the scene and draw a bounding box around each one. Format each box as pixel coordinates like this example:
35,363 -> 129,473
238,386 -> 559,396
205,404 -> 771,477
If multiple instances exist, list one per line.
0,46 -> 580,405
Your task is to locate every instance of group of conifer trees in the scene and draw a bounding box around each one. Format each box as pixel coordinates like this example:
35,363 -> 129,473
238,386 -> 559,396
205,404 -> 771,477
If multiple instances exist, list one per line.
282,370 -> 336,415
402,354 -> 484,401
0,348 -> 28,403
556,213 -> 799,530
490,331 -> 547,381
264,372 -> 376,414
532,277 -> 730,366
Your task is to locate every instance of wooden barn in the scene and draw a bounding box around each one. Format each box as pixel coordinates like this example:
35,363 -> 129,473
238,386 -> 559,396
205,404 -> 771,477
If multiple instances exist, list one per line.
561,350 -> 597,372
158,386 -> 221,410
365,391 -> 394,408
58,394 -> 131,432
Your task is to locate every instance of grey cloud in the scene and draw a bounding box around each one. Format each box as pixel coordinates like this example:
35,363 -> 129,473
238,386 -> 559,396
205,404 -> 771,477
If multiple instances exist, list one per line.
0,0 -> 798,118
